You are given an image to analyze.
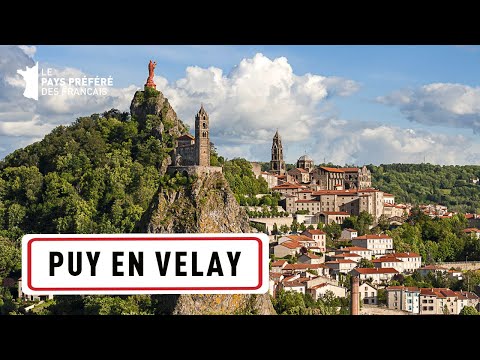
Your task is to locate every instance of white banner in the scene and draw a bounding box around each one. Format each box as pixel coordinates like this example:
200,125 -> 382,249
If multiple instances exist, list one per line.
22,233 -> 269,295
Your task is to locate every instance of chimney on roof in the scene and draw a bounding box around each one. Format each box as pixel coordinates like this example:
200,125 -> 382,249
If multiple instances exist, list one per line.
351,276 -> 360,316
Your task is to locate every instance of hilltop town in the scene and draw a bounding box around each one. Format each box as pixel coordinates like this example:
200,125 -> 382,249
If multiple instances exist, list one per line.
2,62 -> 480,315
247,130 -> 480,315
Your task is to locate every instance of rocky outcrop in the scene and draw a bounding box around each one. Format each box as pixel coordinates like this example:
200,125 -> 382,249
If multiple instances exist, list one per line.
132,88 -> 275,315
144,172 -> 250,233
140,172 -> 275,315
152,294 -> 275,315
130,88 -> 188,141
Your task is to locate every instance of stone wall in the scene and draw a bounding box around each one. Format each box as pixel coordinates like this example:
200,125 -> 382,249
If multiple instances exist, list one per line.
436,261 -> 480,271
167,165 -> 222,177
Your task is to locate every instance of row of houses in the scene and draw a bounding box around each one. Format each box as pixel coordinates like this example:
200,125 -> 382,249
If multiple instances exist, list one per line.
386,286 -> 480,314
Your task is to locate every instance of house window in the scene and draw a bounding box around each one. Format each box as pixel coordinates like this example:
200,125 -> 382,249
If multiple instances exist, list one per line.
429,306 -> 434,311
422,306 -> 428,311
371,292 -> 375,297
364,292 -> 368,298
428,300 -> 433,304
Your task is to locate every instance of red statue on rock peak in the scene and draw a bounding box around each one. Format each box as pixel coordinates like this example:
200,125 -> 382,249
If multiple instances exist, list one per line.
145,60 -> 157,89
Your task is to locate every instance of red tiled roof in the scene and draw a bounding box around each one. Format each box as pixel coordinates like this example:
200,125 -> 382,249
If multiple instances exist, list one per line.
295,200 -> 319,203
342,246 -> 370,251
383,193 -> 394,197
333,253 -> 361,258
319,166 -> 345,173
310,283 -> 330,290
342,167 -> 359,172
298,189 -> 313,193
419,288 -> 459,298
287,234 -> 315,242
343,228 -> 357,232
303,229 -> 326,235
372,258 -> 402,263
280,241 -> 302,249
322,211 -> 350,215
271,260 -> 287,267
354,234 -> 392,240
353,268 -> 398,274
455,291 -> 479,300
463,228 -> 480,233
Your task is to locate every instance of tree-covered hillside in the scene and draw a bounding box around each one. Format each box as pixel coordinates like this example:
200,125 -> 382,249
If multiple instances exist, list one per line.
369,163 -> 480,213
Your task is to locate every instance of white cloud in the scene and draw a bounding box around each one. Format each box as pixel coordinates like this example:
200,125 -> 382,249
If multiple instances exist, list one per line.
18,45 -> 37,58
0,45 -> 138,159
306,120 -> 480,165
0,115 -> 55,137
154,52 -> 359,155
36,65 -> 138,118
378,83 -> 480,133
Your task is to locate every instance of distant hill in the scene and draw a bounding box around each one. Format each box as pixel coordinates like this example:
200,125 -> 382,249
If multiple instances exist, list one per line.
369,163 -> 480,213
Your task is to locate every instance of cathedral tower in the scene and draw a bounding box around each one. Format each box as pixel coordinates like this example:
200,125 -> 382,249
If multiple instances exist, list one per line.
270,130 -> 286,175
195,105 -> 210,167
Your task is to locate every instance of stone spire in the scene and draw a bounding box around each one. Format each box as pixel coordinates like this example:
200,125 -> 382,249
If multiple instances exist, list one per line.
270,130 -> 286,175
195,104 -> 210,167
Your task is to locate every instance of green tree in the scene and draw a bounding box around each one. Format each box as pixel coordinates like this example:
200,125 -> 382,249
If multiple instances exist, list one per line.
358,258 -> 374,268
459,306 -> 479,315
272,223 -> 279,235
0,238 -> 21,282
357,211 -> 374,235
325,222 -> 342,240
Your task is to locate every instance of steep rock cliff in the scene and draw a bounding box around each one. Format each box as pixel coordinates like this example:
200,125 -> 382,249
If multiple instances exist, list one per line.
132,88 -> 275,314
141,172 -> 275,314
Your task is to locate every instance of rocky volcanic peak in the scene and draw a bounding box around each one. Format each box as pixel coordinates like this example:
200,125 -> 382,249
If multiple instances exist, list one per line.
132,89 -> 275,314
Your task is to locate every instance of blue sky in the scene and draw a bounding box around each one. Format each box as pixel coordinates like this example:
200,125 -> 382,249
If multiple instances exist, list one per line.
2,45 -> 480,165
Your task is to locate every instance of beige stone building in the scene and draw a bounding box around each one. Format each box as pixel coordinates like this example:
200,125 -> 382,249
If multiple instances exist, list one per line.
360,282 -> 378,305
311,166 -> 372,191
297,252 -> 323,264
350,267 -> 398,285
287,167 -> 311,184
259,171 -> 278,189
335,246 -> 373,260
308,282 -> 347,300
386,286 -> 420,314
274,240 -> 302,258
301,229 -> 327,253
168,105 -> 222,176
325,259 -> 357,274
341,228 -> 358,240
351,234 -> 394,255
280,188 -> 386,223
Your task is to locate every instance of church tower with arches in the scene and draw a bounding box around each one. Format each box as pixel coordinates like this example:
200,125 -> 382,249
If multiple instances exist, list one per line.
195,105 -> 210,167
